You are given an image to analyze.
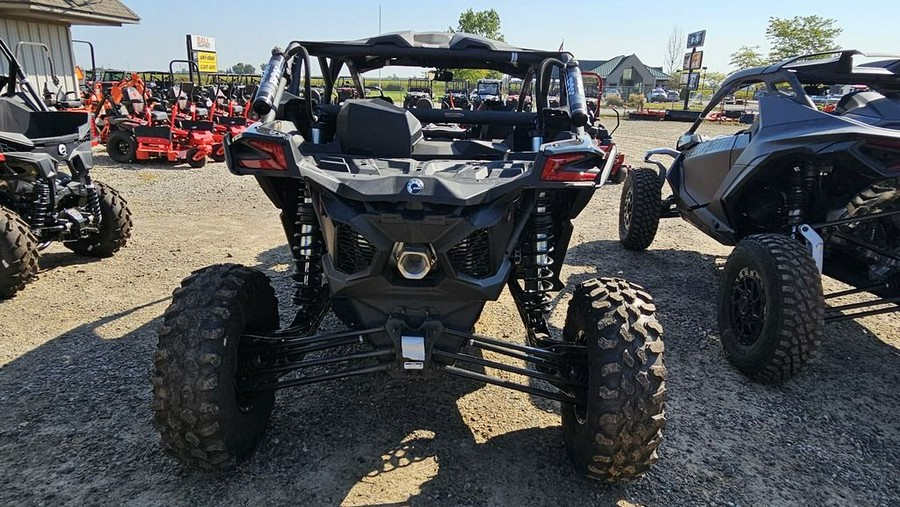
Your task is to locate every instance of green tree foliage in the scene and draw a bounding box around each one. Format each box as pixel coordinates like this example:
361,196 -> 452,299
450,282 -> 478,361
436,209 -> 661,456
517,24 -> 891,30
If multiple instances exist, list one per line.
766,15 -> 842,61
227,62 -> 258,75
702,71 -> 727,91
729,45 -> 766,70
448,8 -> 505,82
451,8 -> 504,41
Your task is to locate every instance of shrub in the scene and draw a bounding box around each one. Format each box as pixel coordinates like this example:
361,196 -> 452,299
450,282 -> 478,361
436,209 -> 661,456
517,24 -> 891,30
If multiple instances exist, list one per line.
605,96 -> 625,107
627,93 -> 646,107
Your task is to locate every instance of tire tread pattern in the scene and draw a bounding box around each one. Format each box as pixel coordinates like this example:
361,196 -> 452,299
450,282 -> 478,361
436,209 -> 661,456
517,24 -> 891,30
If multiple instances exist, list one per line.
562,277 -> 666,482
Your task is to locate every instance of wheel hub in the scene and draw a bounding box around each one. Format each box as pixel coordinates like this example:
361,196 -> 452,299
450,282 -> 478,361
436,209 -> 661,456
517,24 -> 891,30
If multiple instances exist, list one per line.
623,187 -> 634,230
730,267 -> 766,346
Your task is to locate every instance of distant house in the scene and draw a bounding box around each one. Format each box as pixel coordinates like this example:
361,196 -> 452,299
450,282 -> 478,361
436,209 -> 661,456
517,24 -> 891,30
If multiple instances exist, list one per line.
0,0 -> 140,94
580,54 -> 672,97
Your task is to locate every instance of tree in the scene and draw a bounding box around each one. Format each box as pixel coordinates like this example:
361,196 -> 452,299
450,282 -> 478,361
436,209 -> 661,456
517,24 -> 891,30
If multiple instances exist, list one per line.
227,62 -> 257,75
260,63 -> 268,74
766,15 -> 842,62
451,8 -> 504,41
729,45 -> 765,70
702,71 -> 727,91
663,26 -> 685,88
448,8 -> 505,82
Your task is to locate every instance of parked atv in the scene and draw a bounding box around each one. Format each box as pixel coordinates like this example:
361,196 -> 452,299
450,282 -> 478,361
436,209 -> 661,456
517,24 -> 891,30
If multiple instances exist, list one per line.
441,79 -> 470,109
618,50 -> 900,382
0,38 -> 132,297
152,32 -> 666,482
403,78 -> 433,109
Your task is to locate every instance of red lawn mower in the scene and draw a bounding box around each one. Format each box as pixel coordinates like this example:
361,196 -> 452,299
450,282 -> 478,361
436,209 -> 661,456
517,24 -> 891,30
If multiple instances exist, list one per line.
104,62 -> 214,168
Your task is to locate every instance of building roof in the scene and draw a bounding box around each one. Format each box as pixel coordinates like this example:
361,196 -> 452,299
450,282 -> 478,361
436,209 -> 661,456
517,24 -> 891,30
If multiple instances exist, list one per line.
0,0 -> 140,26
582,54 -> 672,82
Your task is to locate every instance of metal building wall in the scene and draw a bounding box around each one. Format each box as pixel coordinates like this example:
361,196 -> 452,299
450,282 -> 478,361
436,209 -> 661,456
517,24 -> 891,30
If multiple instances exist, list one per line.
0,18 -> 77,97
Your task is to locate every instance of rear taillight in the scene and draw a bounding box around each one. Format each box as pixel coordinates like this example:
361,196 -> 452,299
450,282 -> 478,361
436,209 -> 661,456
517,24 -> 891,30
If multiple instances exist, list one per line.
235,139 -> 288,170
0,153 -> 5,162
540,153 -> 600,182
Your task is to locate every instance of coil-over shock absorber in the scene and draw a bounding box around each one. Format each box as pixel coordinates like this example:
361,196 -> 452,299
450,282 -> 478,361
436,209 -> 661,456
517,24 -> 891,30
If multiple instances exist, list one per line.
31,181 -> 51,231
516,191 -> 556,347
286,182 -> 329,331
786,162 -> 818,227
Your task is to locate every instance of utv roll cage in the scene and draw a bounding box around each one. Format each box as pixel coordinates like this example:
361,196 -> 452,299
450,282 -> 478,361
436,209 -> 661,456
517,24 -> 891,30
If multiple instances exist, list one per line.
252,31 -> 592,158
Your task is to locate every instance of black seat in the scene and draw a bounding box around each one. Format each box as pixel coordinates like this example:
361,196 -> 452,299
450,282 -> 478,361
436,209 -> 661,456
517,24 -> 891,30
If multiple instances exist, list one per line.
336,99 -> 422,157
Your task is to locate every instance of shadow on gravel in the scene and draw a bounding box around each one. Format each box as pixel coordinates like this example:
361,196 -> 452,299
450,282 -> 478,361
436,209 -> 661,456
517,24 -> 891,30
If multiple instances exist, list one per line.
2,242 -> 898,506
36,250 -> 104,271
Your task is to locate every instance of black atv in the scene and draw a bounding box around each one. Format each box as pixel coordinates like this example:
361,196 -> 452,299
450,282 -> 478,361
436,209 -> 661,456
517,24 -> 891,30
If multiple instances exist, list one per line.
152,32 -> 666,482
403,77 -> 434,109
618,50 -> 900,382
0,37 -> 132,298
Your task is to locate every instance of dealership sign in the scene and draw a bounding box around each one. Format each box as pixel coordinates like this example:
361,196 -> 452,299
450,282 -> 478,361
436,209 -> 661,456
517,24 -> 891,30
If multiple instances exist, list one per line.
186,34 -> 217,74
189,34 -> 216,52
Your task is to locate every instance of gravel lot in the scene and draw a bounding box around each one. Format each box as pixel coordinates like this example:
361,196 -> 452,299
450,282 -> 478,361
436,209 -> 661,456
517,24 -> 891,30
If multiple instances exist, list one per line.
1,119 -> 898,507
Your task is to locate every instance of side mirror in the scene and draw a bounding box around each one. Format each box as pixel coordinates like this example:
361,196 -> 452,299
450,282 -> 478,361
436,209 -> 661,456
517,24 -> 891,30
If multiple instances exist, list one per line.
676,133 -> 702,151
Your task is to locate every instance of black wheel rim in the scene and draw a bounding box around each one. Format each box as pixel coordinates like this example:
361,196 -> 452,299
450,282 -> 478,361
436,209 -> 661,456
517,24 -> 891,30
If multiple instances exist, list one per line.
114,138 -> 130,158
730,267 -> 767,346
622,187 -> 634,230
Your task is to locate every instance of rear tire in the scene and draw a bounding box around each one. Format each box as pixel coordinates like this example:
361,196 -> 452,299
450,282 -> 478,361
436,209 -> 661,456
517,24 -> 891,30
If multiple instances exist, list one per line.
107,130 -> 137,163
619,167 -> 661,251
187,149 -> 207,168
562,278 -> 666,482
717,234 -> 824,383
0,207 -> 39,298
65,182 -> 133,258
210,144 -> 226,163
152,264 -> 279,469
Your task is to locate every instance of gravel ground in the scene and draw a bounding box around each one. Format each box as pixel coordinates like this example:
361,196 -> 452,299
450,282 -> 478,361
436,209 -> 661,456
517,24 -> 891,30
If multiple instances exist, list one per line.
1,120 -> 898,507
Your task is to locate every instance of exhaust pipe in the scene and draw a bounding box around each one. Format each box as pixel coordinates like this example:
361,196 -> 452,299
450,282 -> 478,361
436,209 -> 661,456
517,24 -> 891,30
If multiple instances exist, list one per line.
394,243 -> 435,280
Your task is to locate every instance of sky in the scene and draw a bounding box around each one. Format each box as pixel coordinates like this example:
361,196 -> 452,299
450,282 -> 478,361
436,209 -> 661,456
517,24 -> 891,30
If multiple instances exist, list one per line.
71,0 -> 900,76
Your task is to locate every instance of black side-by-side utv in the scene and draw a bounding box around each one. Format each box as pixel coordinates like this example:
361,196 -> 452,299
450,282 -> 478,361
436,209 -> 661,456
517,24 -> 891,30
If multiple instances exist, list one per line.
0,37 -> 132,297
151,32 -> 665,482
619,50 -> 900,382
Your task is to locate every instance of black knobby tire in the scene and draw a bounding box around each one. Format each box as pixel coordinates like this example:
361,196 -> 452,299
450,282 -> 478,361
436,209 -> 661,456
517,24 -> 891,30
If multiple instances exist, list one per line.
152,264 -> 280,469
562,278 -> 667,482
619,167 -> 661,251
187,148 -> 207,168
610,165 -> 628,184
107,130 -> 137,163
210,144 -> 226,163
65,181 -> 133,258
0,207 -> 39,298
717,234 -> 824,383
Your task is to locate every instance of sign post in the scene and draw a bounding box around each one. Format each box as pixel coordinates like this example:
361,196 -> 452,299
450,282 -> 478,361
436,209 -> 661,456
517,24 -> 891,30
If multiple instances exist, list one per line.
185,34 -> 217,81
682,30 -> 706,111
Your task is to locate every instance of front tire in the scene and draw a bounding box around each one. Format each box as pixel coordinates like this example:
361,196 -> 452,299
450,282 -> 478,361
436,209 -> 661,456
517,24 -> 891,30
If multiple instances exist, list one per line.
65,182 -> 133,258
106,130 -> 137,163
152,264 -> 280,469
717,234 -> 824,383
619,167 -> 661,251
0,207 -> 39,298
187,149 -> 207,168
562,278 -> 666,482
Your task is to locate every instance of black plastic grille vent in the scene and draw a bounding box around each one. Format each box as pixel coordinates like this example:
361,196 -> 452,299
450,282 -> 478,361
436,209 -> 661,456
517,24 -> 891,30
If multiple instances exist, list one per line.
448,229 -> 492,278
334,224 -> 376,274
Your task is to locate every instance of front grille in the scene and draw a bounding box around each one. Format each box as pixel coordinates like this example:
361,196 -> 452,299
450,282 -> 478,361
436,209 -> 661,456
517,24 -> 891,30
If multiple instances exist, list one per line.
334,224 -> 376,274
448,229 -> 492,278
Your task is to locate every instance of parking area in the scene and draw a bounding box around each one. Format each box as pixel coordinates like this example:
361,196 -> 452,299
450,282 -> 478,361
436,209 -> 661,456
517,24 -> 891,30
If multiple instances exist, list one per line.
0,119 -> 898,506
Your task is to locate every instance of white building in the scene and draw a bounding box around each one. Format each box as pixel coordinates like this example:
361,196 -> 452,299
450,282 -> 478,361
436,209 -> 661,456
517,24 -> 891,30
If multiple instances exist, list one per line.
0,0 -> 139,93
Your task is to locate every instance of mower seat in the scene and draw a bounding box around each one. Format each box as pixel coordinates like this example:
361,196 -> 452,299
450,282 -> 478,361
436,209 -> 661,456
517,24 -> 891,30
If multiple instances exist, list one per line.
150,111 -> 169,122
